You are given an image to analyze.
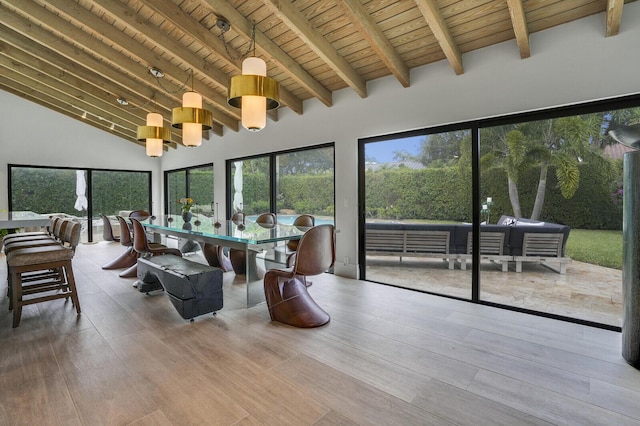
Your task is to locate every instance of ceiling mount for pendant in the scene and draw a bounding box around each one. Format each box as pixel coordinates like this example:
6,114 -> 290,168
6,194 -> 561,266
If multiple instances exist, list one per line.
215,17 -> 230,32
149,67 -> 164,78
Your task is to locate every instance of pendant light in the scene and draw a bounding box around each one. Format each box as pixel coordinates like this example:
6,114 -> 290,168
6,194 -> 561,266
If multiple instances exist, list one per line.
137,112 -> 171,157
219,19 -> 279,132
228,56 -> 279,131
172,70 -> 212,147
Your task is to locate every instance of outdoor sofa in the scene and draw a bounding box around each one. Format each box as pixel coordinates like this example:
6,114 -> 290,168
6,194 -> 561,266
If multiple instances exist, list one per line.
365,216 -> 571,273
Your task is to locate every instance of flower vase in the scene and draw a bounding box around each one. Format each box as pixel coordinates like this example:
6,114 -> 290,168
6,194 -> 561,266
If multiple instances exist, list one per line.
182,211 -> 192,230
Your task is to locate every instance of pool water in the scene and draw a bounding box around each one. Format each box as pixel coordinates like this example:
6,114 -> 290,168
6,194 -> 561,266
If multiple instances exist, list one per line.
246,214 -> 334,226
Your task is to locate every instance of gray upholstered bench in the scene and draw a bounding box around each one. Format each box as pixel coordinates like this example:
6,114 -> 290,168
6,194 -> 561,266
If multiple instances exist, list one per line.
136,255 -> 223,321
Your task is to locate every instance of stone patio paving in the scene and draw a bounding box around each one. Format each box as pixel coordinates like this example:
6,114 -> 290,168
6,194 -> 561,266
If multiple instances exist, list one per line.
365,256 -> 622,327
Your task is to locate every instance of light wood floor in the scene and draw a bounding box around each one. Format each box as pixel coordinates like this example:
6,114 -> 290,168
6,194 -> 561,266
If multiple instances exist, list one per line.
1,242 -> 640,425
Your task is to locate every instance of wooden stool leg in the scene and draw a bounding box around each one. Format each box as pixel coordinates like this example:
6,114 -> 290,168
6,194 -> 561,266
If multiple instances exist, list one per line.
11,270 -> 23,328
7,271 -> 13,311
64,263 -> 81,315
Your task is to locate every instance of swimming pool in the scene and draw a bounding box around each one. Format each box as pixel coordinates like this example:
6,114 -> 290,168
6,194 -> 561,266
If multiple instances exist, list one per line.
246,214 -> 334,226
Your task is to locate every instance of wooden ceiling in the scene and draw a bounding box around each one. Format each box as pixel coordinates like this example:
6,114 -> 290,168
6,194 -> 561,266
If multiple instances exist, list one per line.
0,0 -> 634,152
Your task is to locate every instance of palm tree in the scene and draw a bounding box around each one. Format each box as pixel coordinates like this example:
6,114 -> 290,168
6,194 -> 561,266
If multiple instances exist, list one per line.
481,114 -> 616,220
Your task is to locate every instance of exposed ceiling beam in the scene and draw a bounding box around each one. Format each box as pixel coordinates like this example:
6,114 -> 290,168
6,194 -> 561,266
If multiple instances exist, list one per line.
41,0 -> 234,132
0,9 -> 187,142
262,0 -> 367,98
0,45 -> 177,147
200,0 -> 332,108
506,0 -> 531,59
606,0 -> 624,37
0,14 -> 186,147
337,0 -> 410,88
143,0 -> 303,115
88,0 -> 241,129
414,0 -> 464,75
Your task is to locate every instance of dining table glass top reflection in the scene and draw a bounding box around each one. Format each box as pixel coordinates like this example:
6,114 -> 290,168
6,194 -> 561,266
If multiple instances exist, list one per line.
143,215 -> 308,245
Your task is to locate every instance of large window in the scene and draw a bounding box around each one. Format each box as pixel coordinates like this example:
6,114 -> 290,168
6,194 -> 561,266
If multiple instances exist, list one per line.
165,163 -> 213,216
227,144 -> 335,224
361,129 -> 472,299
359,95 -> 640,330
9,165 -> 151,242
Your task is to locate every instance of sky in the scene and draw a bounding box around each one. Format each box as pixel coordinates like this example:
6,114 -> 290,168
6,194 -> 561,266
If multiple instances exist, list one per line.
364,136 -> 424,163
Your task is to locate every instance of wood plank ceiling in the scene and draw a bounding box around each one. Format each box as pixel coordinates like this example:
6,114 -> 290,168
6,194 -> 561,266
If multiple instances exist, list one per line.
0,0 -> 634,153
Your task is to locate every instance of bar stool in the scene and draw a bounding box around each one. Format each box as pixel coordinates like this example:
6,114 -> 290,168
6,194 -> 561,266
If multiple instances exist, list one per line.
7,221 -> 82,328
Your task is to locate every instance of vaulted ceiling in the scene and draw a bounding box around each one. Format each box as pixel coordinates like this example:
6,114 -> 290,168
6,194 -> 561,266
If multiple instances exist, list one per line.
0,0 -> 634,153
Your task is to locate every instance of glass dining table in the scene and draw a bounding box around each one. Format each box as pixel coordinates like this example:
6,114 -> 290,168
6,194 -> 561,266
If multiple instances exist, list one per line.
142,215 -> 307,307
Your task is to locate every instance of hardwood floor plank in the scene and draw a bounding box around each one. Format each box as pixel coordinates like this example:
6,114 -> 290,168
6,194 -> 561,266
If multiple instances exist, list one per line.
271,353 -> 455,425
312,409 -> 360,425
464,328 -> 640,393
165,325 -> 332,425
0,372 -> 81,425
62,362 -> 160,425
412,378 -> 553,425
333,310 -> 594,399
447,310 -> 625,363
127,409 -> 175,426
108,329 -> 255,425
251,318 -> 461,402
1,242 -> 639,425
469,369 -> 640,425
588,378 -> 640,420
0,328 -> 60,388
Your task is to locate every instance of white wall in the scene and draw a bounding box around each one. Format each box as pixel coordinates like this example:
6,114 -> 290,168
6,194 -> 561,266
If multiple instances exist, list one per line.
2,3 -> 639,278
0,96 -> 162,215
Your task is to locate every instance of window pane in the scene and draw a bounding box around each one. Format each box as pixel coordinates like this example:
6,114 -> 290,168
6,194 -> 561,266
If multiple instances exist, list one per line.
231,157 -> 269,215
11,167 -> 78,215
166,170 -> 187,216
91,170 -> 151,242
363,131 -> 472,299
479,108 -> 635,327
276,147 -> 335,224
188,165 -> 214,215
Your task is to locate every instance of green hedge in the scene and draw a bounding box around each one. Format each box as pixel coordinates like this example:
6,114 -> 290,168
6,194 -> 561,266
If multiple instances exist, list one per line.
365,161 -> 622,230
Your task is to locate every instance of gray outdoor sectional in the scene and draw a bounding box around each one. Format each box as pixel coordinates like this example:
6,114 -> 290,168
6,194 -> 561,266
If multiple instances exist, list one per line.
365,215 -> 571,274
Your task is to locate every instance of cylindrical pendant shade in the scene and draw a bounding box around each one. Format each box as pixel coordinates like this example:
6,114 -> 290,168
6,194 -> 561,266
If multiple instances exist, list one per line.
146,138 -> 163,157
182,123 -> 202,147
242,95 -> 267,132
146,112 -> 163,157
147,112 -> 163,127
183,91 -> 202,109
182,92 -> 202,147
137,112 -> 170,158
242,57 -> 266,132
242,57 -> 267,76
228,56 -> 279,132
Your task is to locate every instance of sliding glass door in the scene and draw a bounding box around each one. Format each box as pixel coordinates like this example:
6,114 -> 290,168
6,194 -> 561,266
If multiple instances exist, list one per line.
361,129 -> 473,299
10,165 -> 151,243
227,144 -> 335,224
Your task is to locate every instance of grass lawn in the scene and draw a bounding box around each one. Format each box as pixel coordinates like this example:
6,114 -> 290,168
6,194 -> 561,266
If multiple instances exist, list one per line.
565,229 -> 623,270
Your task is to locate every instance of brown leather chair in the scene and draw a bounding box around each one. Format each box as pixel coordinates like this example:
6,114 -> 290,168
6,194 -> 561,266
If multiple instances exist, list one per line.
263,224 -> 335,328
129,210 -> 150,221
286,214 -> 315,267
256,212 -> 276,228
130,217 -> 182,259
230,213 -> 275,275
231,211 -> 245,225
200,211 -> 246,273
101,216 -> 138,276
101,214 -> 120,242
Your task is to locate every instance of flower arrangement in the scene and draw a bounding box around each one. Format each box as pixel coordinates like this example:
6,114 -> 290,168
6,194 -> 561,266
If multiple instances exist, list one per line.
178,197 -> 194,213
